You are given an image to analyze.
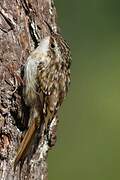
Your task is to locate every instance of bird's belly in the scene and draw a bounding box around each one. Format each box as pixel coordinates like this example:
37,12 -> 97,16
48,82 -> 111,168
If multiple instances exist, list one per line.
24,57 -> 40,105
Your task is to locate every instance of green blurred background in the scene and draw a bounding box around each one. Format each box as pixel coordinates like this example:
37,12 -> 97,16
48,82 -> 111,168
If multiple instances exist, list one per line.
49,0 -> 120,179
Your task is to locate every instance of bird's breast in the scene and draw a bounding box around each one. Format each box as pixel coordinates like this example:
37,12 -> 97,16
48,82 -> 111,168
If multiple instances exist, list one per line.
24,56 -> 40,105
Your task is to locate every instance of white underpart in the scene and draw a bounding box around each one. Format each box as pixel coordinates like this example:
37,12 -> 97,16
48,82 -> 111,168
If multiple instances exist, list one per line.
25,36 -> 50,99
37,36 -> 50,53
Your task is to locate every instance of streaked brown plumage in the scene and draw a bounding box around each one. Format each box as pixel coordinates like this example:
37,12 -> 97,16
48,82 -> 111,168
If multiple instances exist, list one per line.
14,33 -> 71,167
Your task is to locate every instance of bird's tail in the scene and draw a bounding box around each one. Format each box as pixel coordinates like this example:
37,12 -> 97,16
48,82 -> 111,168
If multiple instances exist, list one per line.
14,118 -> 38,169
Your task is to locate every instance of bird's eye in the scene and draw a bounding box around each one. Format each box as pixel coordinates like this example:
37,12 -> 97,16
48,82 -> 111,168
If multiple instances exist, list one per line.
51,43 -> 55,49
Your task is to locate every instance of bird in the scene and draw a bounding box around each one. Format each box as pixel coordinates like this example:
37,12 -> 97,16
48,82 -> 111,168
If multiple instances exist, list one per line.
14,32 -> 71,167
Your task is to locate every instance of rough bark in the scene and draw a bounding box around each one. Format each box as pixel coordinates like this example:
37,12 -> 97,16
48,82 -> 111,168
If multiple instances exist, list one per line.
0,0 -> 58,179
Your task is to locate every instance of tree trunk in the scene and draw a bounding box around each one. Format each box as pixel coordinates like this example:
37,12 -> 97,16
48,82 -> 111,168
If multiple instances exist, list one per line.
0,0 -> 58,179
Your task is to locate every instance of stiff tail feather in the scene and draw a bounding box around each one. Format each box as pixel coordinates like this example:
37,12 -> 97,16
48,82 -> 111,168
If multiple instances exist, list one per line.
14,119 -> 38,169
